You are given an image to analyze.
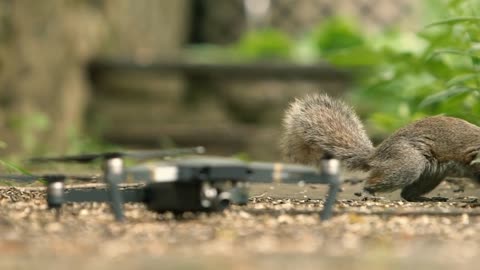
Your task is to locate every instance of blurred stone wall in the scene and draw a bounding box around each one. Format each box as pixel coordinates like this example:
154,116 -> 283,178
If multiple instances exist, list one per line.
0,0 -> 106,155
101,0 -> 188,60
89,66 -> 348,159
0,0 -> 188,155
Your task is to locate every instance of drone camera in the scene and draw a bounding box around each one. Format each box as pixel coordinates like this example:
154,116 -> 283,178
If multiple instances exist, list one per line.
216,191 -> 232,210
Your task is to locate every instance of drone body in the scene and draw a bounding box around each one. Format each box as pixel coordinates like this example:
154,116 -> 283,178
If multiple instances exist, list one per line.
1,148 -> 341,221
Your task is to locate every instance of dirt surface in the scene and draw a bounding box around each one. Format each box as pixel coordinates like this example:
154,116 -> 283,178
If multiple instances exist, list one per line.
1,178 -> 480,270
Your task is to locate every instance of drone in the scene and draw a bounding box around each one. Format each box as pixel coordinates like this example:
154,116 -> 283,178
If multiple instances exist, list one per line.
0,147 -> 341,221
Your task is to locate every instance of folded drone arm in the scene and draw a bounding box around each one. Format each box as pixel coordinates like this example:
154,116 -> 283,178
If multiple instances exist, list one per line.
248,159 -> 341,220
62,186 -> 146,203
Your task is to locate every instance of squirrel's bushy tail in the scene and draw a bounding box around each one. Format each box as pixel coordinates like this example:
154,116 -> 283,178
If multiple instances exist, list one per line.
280,93 -> 373,171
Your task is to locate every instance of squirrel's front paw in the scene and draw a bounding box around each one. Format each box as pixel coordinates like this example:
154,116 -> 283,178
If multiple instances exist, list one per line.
403,196 -> 449,202
362,187 -> 377,197
356,188 -> 384,201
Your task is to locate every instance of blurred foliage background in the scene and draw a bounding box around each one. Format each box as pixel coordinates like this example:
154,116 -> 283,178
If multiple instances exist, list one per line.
213,0 -> 480,141
0,0 -> 479,165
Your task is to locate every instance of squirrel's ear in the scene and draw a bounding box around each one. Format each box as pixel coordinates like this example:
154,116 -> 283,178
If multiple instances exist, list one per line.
470,152 -> 480,165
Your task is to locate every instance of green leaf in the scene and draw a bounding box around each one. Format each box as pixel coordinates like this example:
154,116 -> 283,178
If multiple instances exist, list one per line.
419,86 -> 476,107
425,17 -> 480,28
426,48 -> 476,61
0,160 -> 31,175
446,73 -> 480,87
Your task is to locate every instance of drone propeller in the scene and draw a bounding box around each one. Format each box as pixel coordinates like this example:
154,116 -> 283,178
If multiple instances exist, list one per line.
29,146 -> 206,163
0,173 -> 100,183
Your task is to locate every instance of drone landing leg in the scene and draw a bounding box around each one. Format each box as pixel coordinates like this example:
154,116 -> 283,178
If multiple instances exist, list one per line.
320,178 -> 340,220
319,157 -> 341,220
54,208 -> 62,221
109,181 -> 125,222
104,158 -> 126,222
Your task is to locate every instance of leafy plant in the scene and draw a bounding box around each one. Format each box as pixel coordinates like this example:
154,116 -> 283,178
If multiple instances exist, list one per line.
316,0 -> 480,136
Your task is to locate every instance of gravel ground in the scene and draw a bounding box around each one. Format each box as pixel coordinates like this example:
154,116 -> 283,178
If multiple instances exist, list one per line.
0,178 -> 479,270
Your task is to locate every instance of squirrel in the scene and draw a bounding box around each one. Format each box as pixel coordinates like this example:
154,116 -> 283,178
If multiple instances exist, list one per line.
280,93 -> 480,201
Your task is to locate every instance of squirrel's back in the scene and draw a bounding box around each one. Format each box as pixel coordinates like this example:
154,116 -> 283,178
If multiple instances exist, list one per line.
280,93 -> 373,170
375,115 -> 480,164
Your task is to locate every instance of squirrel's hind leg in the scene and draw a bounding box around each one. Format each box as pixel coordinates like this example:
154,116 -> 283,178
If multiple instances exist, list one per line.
400,175 -> 446,202
363,144 -> 428,197
400,160 -> 454,201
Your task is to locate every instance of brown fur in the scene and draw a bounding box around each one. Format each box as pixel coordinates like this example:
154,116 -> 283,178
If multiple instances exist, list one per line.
281,94 -> 480,201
